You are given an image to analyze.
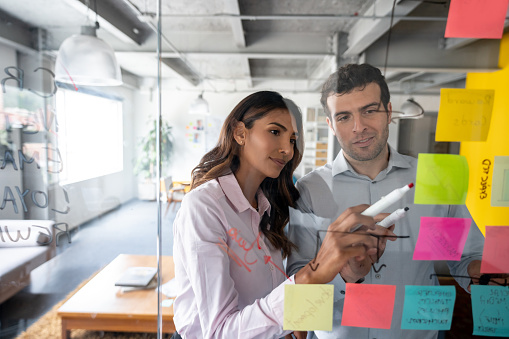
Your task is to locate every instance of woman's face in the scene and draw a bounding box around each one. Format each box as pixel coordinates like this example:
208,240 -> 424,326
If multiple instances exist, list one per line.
237,109 -> 299,181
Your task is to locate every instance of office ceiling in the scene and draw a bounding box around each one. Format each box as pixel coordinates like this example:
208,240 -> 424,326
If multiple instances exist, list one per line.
0,0 -> 504,94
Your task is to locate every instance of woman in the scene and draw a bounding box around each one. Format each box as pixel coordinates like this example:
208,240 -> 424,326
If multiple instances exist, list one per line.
173,91 -> 379,338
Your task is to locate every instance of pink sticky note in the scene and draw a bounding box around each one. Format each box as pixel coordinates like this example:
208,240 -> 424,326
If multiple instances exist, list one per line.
413,217 -> 471,261
341,284 -> 396,329
445,0 -> 509,39
481,226 -> 509,273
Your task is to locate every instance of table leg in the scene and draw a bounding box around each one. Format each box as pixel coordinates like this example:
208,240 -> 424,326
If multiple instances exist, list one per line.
61,319 -> 70,339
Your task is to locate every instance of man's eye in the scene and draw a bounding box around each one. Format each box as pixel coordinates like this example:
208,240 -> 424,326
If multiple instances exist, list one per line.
337,116 -> 348,122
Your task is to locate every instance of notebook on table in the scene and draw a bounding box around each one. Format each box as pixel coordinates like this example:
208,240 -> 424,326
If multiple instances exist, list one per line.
115,267 -> 157,287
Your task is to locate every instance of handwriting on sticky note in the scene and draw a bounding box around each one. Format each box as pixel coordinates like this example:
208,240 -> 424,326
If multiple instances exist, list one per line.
491,156 -> 509,207
436,89 -> 494,142
413,217 -> 471,261
445,0 -> 509,39
471,285 -> 509,337
401,286 -> 456,330
283,285 -> 333,331
341,283 -> 396,329
415,154 -> 469,205
481,226 -> 509,274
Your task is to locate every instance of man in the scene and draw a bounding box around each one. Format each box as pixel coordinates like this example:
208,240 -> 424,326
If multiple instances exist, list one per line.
286,63 -> 485,339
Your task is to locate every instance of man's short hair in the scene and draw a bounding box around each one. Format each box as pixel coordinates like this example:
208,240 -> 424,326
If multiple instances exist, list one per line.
320,64 -> 390,118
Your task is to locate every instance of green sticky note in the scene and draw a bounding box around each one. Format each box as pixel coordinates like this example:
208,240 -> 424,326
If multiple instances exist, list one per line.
283,284 -> 334,331
471,285 -> 509,337
401,285 -> 456,330
415,154 -> 469,205
491,156 -> 509,207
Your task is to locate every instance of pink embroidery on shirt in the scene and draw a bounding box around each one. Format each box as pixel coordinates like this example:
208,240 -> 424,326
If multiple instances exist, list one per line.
217,227 -> 291,281
216,237 -> 252,272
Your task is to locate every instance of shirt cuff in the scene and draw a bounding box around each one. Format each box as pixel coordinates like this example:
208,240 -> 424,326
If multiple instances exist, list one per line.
266,275 -> 296,326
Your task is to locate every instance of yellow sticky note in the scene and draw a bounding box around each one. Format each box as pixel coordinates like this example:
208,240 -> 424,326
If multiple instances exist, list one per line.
283,284 -> 333,331
415,154 -> 469,205
460,33 -> 509,235
491,156 -> 509,207
436,88 -> 494,142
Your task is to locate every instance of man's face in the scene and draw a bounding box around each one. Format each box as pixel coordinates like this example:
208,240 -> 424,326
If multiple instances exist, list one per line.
326,82 -> 391,163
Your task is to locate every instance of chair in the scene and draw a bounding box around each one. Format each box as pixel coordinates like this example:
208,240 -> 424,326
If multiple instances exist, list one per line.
162,178 -> 191,216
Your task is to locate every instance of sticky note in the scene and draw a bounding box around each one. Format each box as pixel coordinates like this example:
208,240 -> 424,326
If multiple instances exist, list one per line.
481,226 -> 509,274
415,154 -> 469,205
445,0 -> 509,39
492,156 -> 509,207
413,217 -> 471,261
436,89 -> 494,142
341,284 -> 396,329
283,284 -> 333,331
460,57 -> 509,236
471,285 -> 509,337
401,286 -> 456,330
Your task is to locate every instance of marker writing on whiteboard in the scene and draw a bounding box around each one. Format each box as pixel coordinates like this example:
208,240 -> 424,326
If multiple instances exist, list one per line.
351,183 -> 414,232
377,207 -> 409,228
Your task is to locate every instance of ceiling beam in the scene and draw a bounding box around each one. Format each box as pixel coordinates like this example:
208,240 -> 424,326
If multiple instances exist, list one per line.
116,52 -> 332,60
364,31 -> 500,72
223,0 -> 251,87
343,0 -> 421,57
0,8 -> 38,54
398,72 -> 466,94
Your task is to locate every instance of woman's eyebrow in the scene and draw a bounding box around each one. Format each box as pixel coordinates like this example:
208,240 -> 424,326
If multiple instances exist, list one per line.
268,122 -> 287,131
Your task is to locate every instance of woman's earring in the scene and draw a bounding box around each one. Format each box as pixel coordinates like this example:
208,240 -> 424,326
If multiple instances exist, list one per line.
239,141 -> 244,145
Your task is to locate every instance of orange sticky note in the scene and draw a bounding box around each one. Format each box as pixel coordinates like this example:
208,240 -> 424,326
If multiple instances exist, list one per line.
481,226 -> 509,273
341,284 -> 396,329
445,0 -> 509,39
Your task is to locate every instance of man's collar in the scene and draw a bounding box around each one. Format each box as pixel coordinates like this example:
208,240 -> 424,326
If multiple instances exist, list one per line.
332,144 -> 411,178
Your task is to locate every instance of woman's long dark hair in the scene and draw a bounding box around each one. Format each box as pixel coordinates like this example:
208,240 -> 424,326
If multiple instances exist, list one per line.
191,91 -> 304,258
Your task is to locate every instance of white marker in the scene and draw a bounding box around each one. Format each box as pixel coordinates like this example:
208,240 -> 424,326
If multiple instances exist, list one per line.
377,207 -> 409,228
351,183 -> 414,232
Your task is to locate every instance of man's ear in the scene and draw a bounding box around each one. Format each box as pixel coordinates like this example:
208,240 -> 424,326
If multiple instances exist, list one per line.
326,117 -> 336,136
387,102 -> 392,123
233,121 -> 247,145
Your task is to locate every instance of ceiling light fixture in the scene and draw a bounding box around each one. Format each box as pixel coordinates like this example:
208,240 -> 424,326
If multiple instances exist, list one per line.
392,98 -> 424,120
189,93 -> 210,115
55,1 -> 122,86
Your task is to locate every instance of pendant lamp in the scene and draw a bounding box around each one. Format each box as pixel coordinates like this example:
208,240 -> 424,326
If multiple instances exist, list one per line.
392,98 -> 424,120
55,25 -> 122,86
189,93 -> 210,115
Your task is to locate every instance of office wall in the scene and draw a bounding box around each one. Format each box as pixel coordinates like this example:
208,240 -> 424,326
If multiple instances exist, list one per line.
132,89 -> 446,182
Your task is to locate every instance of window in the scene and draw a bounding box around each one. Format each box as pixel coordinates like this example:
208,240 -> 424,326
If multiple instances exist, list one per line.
56,89 -> 123,184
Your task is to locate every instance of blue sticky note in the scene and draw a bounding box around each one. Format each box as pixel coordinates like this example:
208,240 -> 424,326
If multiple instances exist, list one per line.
471,285 -> 509,337
401,285 -> 456,330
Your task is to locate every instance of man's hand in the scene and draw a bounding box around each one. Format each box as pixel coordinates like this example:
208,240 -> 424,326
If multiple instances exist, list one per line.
340,214 -> 398,283
295,205 -> 378,285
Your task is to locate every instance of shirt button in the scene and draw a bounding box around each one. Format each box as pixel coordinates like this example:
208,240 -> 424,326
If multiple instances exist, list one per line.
375,274 -> 381,279
340,290 -> 345,294
270,265 -> 274,271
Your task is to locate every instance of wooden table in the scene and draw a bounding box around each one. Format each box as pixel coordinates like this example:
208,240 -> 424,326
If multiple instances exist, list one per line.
58,254 -> 175,338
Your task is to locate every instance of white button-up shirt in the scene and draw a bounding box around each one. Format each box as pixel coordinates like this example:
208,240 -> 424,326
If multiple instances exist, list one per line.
173,173 -> 294,338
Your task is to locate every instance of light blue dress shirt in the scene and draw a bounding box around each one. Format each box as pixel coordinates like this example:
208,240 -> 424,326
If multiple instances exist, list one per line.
287,145 -> 484,339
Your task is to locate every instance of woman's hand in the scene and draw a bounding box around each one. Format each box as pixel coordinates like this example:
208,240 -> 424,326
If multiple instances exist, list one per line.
295,205 -> 378,285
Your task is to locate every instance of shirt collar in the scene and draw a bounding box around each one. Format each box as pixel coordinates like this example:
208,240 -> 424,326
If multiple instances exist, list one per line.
332,144 -> 412,178
217,173 -> 271,216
